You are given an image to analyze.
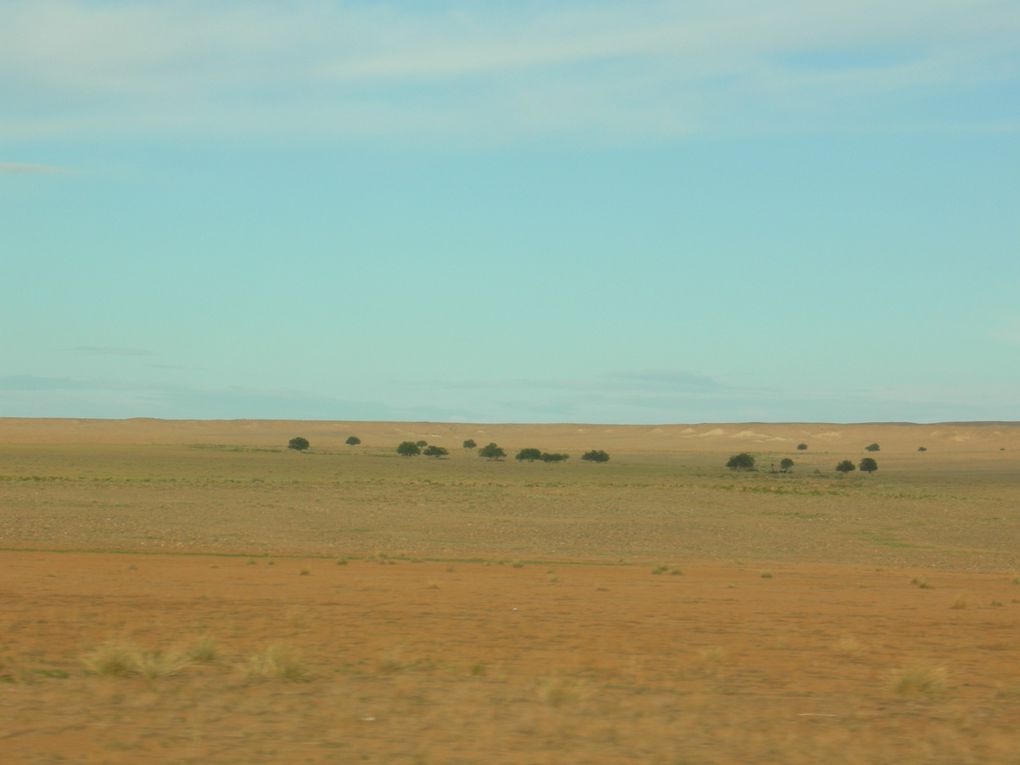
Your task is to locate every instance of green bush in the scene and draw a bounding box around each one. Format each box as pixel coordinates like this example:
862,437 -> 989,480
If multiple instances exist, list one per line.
836,459 -> 856,474
865,443 -> 880,452
726,453 -> 755,470
581,450 -> 610,463
478,443 -> 506,460
345,436 -> 361,446
516,448 -> 543,462
423,445 -> 449,458
288,437 -> 309,452
859,457 -> 878,473
540,452 -> 569,462
796,443 -> 808,451
463,439 -> 477,449
396,441 -> 421,457
779,457 -> 794,472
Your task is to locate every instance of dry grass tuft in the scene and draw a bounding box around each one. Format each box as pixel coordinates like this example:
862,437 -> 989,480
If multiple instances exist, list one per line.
81,641 -> 189,678
891,662 -> 949,697
537,677 -> 591,707
185,635 -> 220,664
245,643 -> 311,682
834,636 -> 864,658
950,594 -> 968,610
760,571 -> 774,579
911,576 -> 932,589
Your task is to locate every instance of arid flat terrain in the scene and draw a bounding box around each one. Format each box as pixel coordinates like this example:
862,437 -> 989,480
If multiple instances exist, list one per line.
2,418 -> 1019,763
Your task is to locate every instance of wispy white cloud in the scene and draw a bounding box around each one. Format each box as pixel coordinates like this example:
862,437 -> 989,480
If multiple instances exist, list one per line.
1,0 -> 1017,143
0,162 -> 66,174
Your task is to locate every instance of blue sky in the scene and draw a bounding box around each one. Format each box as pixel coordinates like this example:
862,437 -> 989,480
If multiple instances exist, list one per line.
2,0 -> 1019,423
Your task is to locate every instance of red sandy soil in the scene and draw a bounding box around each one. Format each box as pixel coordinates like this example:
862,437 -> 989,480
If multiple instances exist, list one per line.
2,550 -> 1019,764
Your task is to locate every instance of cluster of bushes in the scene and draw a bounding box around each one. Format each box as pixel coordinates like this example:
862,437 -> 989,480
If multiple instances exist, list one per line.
727,452 -> 879,475
837,457 -> 878,474
287,436 -> 361,452
396,441 -> 449,458
515,448 -> 568,462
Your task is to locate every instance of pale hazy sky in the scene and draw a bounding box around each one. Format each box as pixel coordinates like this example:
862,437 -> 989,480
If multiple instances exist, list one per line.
2,1 -> 1019,423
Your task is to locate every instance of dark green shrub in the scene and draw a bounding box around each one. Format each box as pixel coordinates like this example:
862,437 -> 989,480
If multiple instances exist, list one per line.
865,443 -> 880,452
478,443 -> 506,460
726,453 -> 755,470
836,459 -> 856,474
423,445 -> 449,458
796,443 -> 808,451
581,450 -> 610,463
288,437 -> 309,451
540,452 -> 569,462
463,439 -> 477,449
396,441 -> 421,457
345,436 -> 361,446
779,457 -> 794,472
859,457 -> 878,473
516,448 -> 543,462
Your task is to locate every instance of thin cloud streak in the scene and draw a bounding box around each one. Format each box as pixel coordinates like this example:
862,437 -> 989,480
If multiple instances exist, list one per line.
0,162 -> 66,174
1,1 -> 1017,143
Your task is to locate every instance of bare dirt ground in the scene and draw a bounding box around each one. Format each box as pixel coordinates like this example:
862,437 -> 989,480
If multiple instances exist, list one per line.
1,418 -> 1019,763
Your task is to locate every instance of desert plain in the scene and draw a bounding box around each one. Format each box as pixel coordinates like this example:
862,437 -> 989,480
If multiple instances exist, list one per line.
1,417 -> 1019,764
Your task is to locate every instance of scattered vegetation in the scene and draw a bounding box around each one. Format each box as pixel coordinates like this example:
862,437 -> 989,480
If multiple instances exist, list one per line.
581,449 -> 610,463
345,436 -> 361,446
288,437 -> 310,452
462,439 -> 477,449
796,443 -> 808,451
479,443 -> 507,460
891,662 -> 949,697
423,445 -> 449,458
516,448 -> 543,462
836,460 -> 856,474
81,641 -> 189,679
779,457 -> 794,473
865,443 -> 881,452
726,453 -> 755,470
918,446 -> 927,452
950,594 -> 968,610
396,441 -> 422,457
245,643 -> 311,682
540,452 -> 569,462
859,457 -> 879,474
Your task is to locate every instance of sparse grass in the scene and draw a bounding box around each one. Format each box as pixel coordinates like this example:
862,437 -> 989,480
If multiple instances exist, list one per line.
185,635 -> 220,664
891,662 -> 949,697
537,677 -> 590,707
651,565 -> 669,575
511,560 -> 524,569
834,636 -> 864,658
81,641 -> 189,678
911,576 -> 932,589
245,643 -> 311,682
336,557 -> 348,565
426,579 -> 440,589
760,571 -> 773,579
950,594 -> 968,609
299,568 -> 310,576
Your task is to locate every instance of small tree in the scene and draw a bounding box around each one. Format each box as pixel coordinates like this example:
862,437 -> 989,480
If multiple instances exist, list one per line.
478,442 -> 506,460
796,443 -> 808,451
581,450 -> 610,463
865,443 -> 880,452
540,452 -> 569,462
396,441 -> 421,457
463,439 -> 477,449
726,453 -> 755,470
288,437 -> 309,452
516,448 -> 543,462
779,457 -> 794,473
423,445 -> 449,458
345,436 -> 361,446
836,459 -> 856,474
859,457 -> 878,474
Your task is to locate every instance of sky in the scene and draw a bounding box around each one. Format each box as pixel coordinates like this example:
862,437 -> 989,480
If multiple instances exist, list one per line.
2,0 -> 1019,424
